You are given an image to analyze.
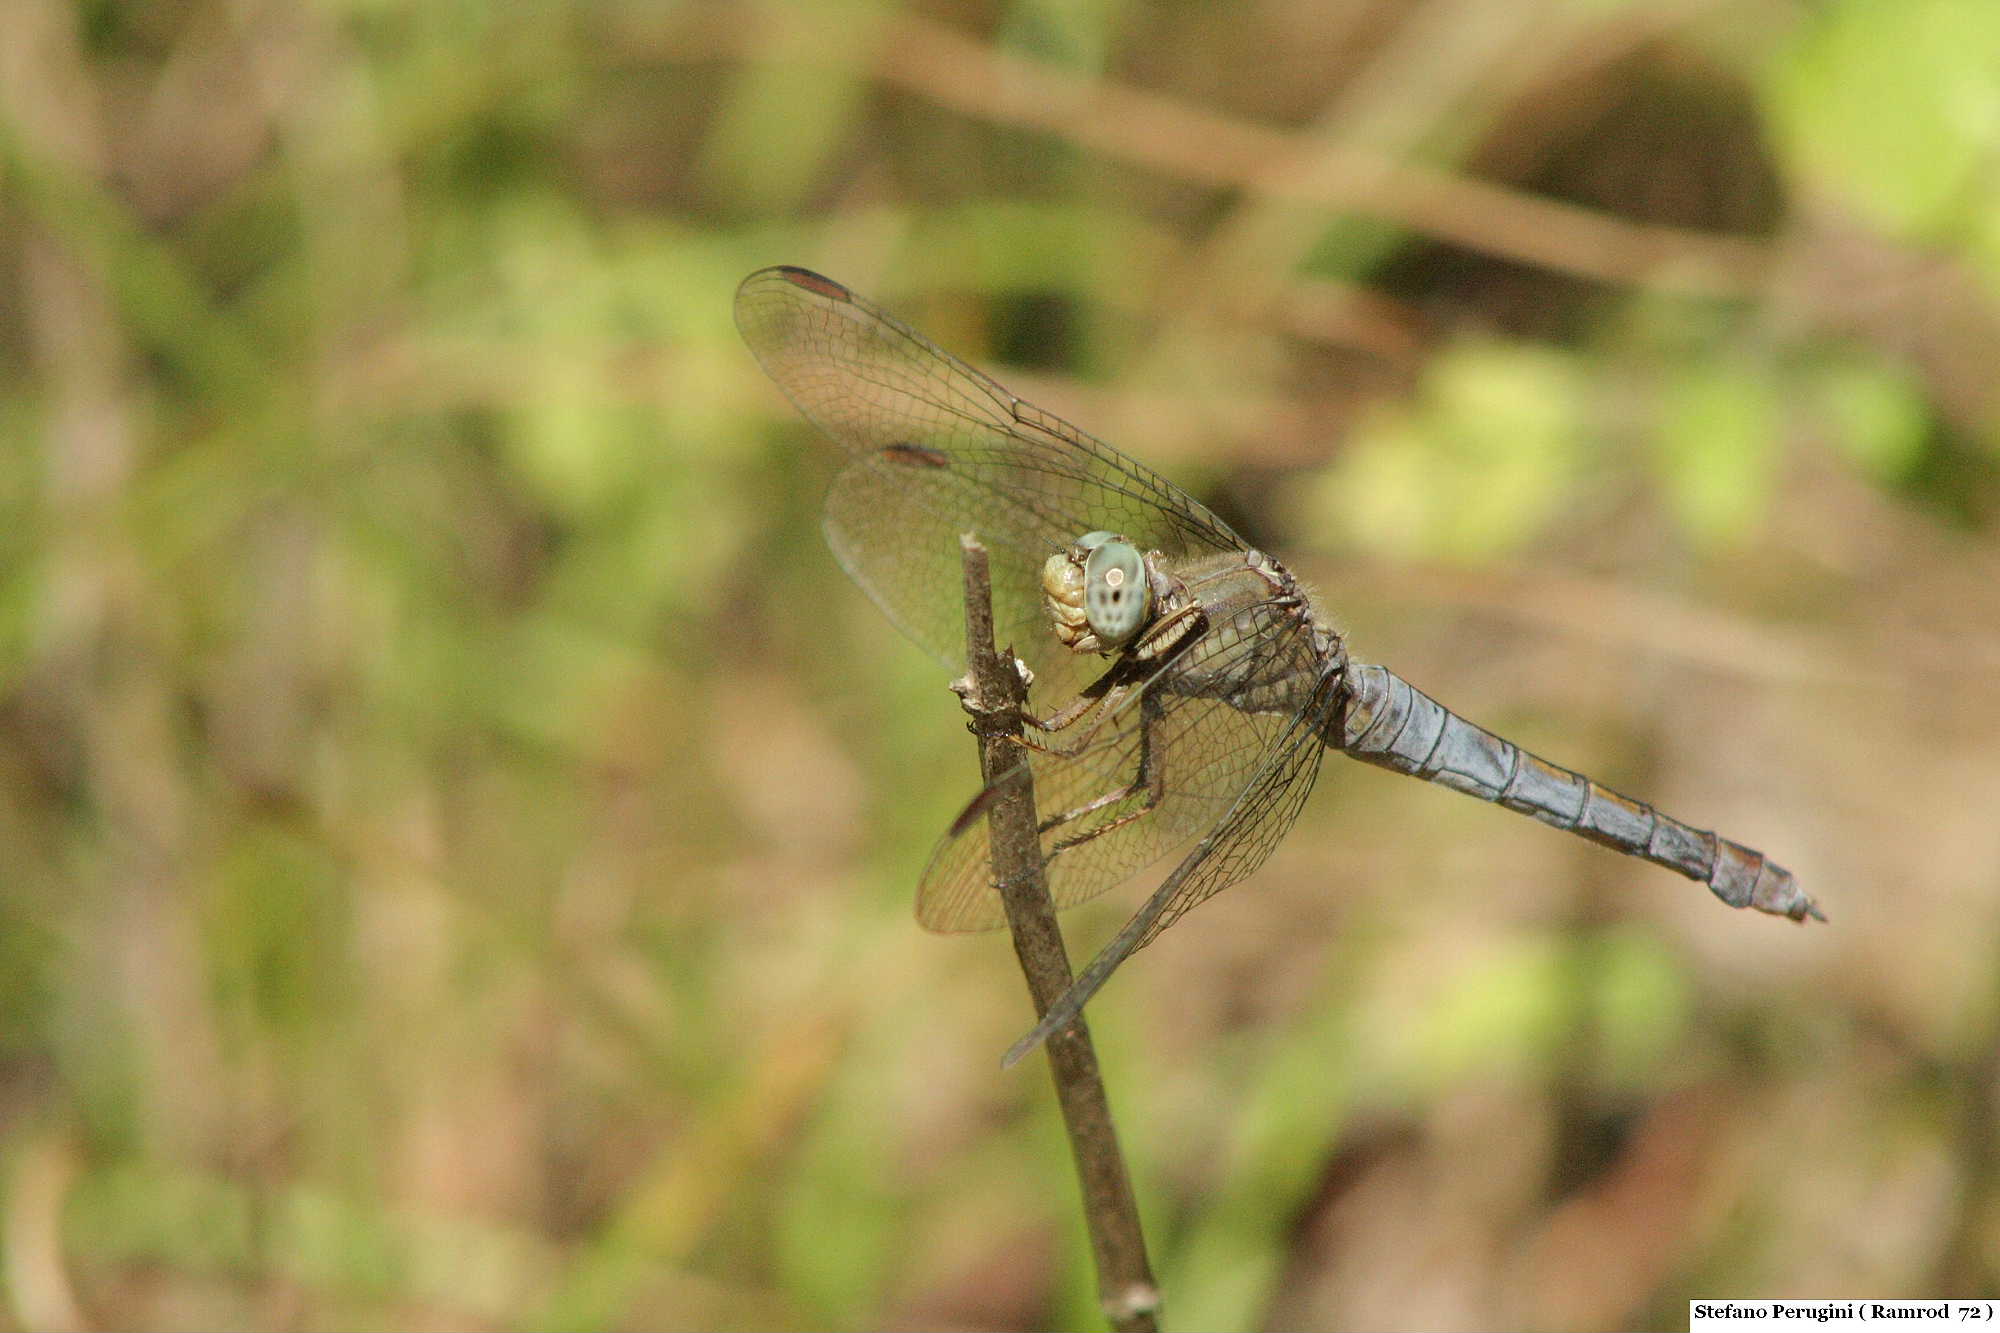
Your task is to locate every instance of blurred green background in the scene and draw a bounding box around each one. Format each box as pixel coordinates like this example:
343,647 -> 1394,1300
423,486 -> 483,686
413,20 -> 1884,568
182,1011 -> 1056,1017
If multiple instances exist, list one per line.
3,0 -> 1998,1328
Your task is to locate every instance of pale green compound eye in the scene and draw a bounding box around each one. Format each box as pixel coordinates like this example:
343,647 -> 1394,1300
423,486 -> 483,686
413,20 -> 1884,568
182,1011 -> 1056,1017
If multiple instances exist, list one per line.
1082,538 -> 1149,646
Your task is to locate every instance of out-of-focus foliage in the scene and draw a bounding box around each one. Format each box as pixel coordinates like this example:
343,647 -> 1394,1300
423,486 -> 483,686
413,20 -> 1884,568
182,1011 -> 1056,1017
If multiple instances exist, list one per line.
1314,342 -> 1586,562
1763,0 -> 2000,246
2,0 -> 1998,1329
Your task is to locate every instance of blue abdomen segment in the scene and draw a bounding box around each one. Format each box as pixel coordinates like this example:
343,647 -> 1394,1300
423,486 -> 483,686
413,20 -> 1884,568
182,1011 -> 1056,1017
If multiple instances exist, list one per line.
1333,663 -> 1821,923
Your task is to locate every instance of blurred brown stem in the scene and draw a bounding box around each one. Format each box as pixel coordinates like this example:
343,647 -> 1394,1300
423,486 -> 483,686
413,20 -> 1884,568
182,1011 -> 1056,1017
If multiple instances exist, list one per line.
954,534 -> 1160,1333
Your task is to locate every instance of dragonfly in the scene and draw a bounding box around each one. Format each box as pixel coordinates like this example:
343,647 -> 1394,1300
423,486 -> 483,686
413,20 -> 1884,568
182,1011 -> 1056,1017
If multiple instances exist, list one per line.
735,265 -> 1823,1066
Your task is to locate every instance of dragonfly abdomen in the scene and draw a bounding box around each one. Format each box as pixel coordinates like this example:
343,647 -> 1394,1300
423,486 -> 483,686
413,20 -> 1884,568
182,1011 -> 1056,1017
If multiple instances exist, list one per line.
1334,663 -> 1821,923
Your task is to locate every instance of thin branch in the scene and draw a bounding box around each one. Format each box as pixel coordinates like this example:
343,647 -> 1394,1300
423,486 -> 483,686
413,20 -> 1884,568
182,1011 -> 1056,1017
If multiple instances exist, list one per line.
874,12 -> 1767,300
953,534 -> 1160,1333
654,5 -> 1771,300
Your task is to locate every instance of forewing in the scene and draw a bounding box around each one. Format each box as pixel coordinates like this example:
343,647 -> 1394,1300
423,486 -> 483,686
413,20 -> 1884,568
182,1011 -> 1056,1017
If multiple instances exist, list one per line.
736,266 -> 1247,690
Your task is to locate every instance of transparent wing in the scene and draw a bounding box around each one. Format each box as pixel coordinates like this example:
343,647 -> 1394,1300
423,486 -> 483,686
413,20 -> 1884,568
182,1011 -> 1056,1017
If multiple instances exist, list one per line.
918,590 -> 1329,932
736,265 -> 1247,697
1002,668 -> 1344,1066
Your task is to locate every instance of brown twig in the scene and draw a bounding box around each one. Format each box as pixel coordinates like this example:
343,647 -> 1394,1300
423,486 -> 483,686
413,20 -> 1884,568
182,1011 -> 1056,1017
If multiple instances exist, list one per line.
952,534 -> 1160,1333
650,4 -> 1770,300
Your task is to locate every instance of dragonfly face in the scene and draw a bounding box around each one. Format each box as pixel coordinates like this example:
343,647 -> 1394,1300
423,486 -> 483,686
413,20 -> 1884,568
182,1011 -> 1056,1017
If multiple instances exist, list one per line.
1042,531 -> 1220,672
1077,533 -> 1150,647
1041,532 -> 1145,654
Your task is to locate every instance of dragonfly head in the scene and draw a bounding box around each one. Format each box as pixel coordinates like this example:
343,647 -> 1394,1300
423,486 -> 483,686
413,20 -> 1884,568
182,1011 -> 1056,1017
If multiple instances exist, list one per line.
1042,531 -> 1152,654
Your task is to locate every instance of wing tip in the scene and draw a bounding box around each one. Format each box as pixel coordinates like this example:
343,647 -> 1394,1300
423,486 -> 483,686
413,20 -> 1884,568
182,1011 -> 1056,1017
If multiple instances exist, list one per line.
1000,1017 -> 1054,1068
754,265 -> 852,303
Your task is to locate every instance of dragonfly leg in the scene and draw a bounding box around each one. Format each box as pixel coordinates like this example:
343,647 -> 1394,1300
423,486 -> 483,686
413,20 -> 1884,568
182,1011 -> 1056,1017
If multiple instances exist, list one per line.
943,674 -> 1154,844
1126,597 -> 1205,664
1038,692 -> 1168,856
1018,682 -> 1138,759
1024,686 -> 1114,737
1018,596 -> 1205,757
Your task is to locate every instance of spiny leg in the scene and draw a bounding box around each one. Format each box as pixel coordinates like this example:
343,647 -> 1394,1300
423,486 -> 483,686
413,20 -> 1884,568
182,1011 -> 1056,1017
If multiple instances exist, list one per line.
1021,681 -> 1127,748
1020,609 -> 1201,758
1017,666 -> 1145,759
1124,598 -> 1204,665
943,669 -> 1148,843
1039,689 -> 1170,859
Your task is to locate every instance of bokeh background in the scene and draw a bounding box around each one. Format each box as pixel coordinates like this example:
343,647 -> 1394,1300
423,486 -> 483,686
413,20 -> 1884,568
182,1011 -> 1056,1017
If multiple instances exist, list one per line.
2,0 -> 1998,1328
